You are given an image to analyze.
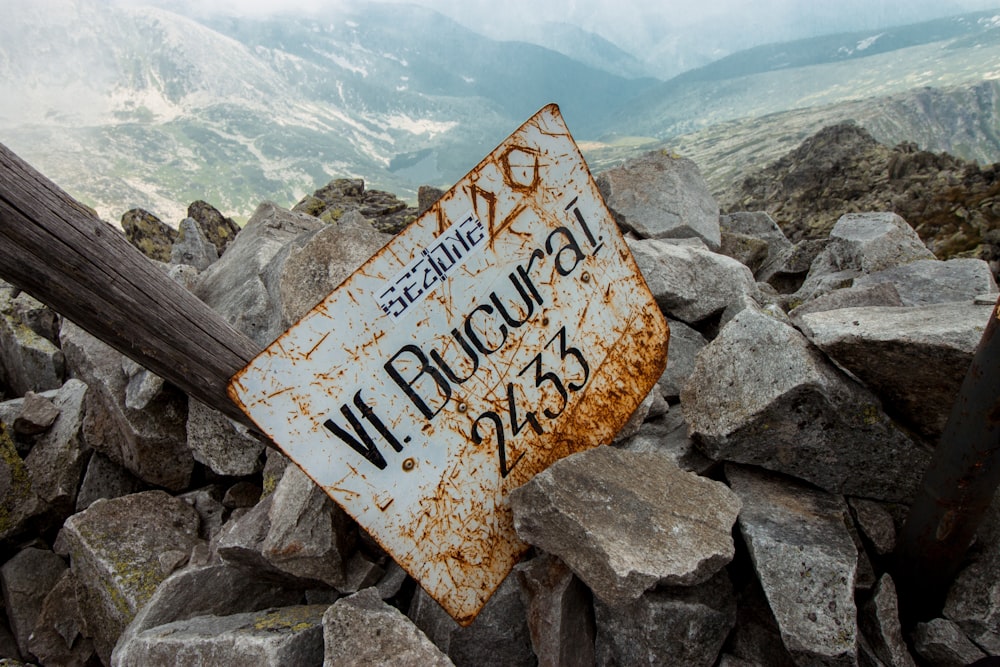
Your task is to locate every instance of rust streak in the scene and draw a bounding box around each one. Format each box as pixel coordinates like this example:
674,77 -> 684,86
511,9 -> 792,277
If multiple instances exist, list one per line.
304,331 -> 331,359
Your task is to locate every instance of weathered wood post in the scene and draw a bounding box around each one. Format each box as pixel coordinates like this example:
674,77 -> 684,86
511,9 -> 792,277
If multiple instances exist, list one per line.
0,142 -> 261,427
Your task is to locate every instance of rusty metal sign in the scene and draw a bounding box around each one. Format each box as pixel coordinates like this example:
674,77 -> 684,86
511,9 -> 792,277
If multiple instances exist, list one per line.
229,104 -> 669,625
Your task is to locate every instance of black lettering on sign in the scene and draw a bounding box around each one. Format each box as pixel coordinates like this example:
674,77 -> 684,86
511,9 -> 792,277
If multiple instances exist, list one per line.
547,325 -> 590,391
384,345 -> 452,420
430,328 -> 480,385
338,190 -> 607,473
471,411 -> 521,478
545,227 -> 586,277
564,197 -> 605,255
323,390 -> 404,470
521,351 -> 567,419
469,325 -> 591,478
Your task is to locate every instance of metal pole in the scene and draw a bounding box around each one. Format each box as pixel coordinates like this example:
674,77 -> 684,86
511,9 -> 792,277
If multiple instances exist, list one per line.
894,295 -> 1000,623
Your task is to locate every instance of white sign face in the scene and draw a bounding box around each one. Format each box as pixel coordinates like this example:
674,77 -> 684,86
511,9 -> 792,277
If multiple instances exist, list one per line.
229,104 -> 669,625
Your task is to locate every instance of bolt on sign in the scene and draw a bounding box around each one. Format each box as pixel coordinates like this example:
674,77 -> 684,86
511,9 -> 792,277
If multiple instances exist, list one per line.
229,103 -> 669,625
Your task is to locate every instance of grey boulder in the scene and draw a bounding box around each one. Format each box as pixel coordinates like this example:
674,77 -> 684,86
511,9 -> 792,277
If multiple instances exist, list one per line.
510,445 -> 740,605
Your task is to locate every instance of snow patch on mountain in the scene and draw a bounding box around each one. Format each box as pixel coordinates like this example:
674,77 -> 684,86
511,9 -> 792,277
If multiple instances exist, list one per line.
856,33 -> 884,51
383,114 -> 458,137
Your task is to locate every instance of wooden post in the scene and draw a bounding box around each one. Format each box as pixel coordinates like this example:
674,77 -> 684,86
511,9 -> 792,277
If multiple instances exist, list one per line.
0,142 -> 261,427
894,295 -> 1000,623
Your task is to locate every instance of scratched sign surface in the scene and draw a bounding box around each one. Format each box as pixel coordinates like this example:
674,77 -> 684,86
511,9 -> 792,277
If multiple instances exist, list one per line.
229,104 -> 669,625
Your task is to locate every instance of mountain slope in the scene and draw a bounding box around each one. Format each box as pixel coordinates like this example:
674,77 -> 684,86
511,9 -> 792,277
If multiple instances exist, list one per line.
0,0 -> 656,223
587,79 -> 1000,199
601,9 -> 1000,140
2,2 -> 999,228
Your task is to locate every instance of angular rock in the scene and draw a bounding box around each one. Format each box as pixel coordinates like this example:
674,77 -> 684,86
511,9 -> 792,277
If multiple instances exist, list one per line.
910,618 -> 987,667
187,399 -> 264,477
375,560 -> 409,601
75,452 -> 144,512
0,422 -> 42,540
214,495 -> 277,575
627,238 -> 761,325
682,307 -> 927,501
794,212 -> 935,304
28,568 -> 96,667
943,545 -> 1000,654
612,388 -> 656,443
116,605 -> 326,667
510,445 -> 740,605
323,588 -> 454,666
860,575 -> 916,667
293,177 -> 417,234
720,211 -> 794,280
763,238 -> 829,293
408,571 -> 534,667
0,547 -> 67,659
180,486 -> 227,543
111,563 -> 306,666
122,361 -> 168,413
719,232 -> 769,274
593,569 -> 736,667
194,202 -> 324,345
261,447 -> 290,498
788,282 -> 904,320
724,577 -> 797,667
268,210 -> 391,328
120,208 -> 177,263
186,200 -> 241,256
727,465 -> 859,667
847,518 -> 877,593
656,318 -> 708,400
6,288 -> 60,344
171,217 -> 219,270
22,379 -> 90,515
12,391 -> 59,435
417,185 -> 445,215
854,258 -> 997,306
0,288 -> 65,395
597,150 -> 722,249
338,552 -> 384,596
222,481 -> 261,510
60,320 -> 193,490
261,465 -> 356,590
848,498 -> 898,558
820,211 -> 935,273
614,411 -> 714,475
515,553 -> 595,667
55,490 -> 203,664
799,301 -> 992,441
165,263 -> 200,291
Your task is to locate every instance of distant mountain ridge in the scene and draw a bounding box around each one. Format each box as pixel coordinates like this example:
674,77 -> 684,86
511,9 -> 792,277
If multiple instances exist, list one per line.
599,8 -> 1000,140
670,10 -> 1000,84
1,1 -> 999,226
589,79 -> 1000,201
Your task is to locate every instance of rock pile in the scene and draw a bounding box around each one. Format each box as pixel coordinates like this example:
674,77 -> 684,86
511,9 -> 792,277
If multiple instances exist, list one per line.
720,122 -> 1000,276
0,158 -> 998,666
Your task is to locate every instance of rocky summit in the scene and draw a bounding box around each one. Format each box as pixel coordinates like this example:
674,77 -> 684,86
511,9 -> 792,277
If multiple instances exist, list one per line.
721,122 -> 1000,277
0,141 -> 999,667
